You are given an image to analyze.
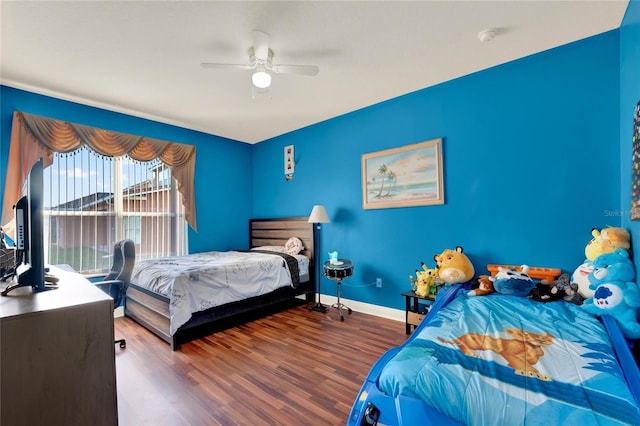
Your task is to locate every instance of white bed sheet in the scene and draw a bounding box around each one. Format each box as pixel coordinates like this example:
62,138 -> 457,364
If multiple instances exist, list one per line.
130,250 -> 309,334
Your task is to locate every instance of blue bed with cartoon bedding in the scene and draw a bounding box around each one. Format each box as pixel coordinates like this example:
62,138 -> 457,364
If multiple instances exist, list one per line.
348,286 -> 640,425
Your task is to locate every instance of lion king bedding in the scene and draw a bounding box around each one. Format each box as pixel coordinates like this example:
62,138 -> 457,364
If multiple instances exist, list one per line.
130,250 -> 309,335
378,291 -> 640,425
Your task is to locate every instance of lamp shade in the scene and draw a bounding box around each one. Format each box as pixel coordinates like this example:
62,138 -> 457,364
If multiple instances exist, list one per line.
308,205 -> 330,223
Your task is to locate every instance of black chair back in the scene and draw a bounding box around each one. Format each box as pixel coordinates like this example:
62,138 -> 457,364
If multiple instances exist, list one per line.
97,239 -> 135,349
104,240 -> 125,281
100,239 -> 135,307
120,240 -> 136,284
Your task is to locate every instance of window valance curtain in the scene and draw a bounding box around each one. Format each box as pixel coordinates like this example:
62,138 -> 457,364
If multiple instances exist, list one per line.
2,111 -> 197,231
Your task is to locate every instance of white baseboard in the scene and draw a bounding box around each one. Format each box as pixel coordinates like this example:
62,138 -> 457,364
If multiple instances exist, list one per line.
114,296 -> 402,322
298,294 -> 405,322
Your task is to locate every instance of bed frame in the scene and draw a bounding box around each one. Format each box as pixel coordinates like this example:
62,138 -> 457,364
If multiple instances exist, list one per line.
348,274 -> 640,425
124,217 -> 316,350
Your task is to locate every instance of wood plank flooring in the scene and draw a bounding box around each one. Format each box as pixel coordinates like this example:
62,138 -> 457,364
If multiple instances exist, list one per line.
114,302 -> 407,425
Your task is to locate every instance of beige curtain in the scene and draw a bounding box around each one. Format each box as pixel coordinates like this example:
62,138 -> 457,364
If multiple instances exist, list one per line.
2,111 -> 197,231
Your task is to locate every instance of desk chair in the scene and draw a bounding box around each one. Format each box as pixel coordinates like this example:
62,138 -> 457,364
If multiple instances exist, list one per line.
95,239 -> 135,349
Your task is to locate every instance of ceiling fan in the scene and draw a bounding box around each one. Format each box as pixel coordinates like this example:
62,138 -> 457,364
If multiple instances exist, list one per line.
200,30 -> 319,89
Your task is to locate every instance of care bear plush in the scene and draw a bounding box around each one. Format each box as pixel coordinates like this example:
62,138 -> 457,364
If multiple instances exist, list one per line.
574,227 -> 631,299
581,248 -> 640,339
434,246 -> 475,284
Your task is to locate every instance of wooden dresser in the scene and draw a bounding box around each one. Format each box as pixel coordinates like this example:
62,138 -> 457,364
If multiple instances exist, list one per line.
0,265 -> 118,426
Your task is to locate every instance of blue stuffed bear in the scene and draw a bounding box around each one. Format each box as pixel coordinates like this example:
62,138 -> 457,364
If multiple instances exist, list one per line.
581,248 -> 640,339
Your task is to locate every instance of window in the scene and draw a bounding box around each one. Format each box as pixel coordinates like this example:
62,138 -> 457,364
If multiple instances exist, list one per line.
44,149 -> 187,274
123,217 -> 141,245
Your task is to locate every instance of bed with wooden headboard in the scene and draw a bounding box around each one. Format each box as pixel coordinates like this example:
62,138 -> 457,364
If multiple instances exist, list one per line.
124,217 -> 316,350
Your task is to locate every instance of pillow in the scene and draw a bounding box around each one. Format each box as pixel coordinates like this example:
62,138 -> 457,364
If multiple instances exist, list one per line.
284,237 -> 303,255
251,246 -> 286,253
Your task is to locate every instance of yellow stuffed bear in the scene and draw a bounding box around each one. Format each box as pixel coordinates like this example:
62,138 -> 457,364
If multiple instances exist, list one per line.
585,227 -> 631,261
434,246 -> 475,284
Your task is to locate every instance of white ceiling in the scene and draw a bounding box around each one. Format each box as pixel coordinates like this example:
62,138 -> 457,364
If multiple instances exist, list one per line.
0,1 -> 629,144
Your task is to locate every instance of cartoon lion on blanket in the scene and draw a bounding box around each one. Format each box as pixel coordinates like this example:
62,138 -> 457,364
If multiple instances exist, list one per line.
438,328 -> 554,381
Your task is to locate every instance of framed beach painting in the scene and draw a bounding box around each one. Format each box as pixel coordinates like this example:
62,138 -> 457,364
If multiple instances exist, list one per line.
361,138 -> 444,210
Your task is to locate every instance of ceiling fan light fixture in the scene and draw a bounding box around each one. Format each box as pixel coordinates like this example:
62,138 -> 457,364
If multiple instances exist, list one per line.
252,70 -> 272,88
201,30 -> 318,93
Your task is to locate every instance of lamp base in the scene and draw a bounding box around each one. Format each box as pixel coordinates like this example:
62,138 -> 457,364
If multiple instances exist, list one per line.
309,302 -> 328,313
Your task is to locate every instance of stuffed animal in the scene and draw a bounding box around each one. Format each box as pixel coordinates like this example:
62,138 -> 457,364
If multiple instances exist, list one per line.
588,248 -> 635,285
575,226 -> 630,298
585,227 -> 631,261
468,275 -> 494,296
491,265 -> 535,297
414,277 -> 430,298
552,274 -> 585,305
530,281 -> 565,303
531,273 -> 584,305
572,260 -> 594,299
581,249 -> 640,339
585,229 -> 604,262
434,246 -> 475,284
409,262 -> 438,298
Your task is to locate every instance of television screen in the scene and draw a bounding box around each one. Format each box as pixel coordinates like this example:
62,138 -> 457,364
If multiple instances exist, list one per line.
1,158 -> 52,296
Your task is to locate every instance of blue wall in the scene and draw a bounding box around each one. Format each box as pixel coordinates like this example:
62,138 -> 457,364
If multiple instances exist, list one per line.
253,31 -> 621,310
0,86 -> 253,253
620,1 -> 640,272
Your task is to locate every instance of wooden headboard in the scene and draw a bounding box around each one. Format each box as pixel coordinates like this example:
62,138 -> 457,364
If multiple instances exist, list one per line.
249,217 -> 314,263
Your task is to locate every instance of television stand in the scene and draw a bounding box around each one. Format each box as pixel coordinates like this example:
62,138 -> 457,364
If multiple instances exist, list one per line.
1,265 -> 57,296
0,267 -> 15,282
1,281 -> 57,296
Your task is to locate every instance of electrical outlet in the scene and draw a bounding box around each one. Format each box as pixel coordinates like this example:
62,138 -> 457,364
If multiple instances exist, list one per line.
376,278 -> 382,288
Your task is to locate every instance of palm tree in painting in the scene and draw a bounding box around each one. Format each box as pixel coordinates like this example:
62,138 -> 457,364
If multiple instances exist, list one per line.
376,164 -> 388,198
384,170 -> 396,197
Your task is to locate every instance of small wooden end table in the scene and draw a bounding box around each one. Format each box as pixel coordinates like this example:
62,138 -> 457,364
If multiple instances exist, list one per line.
401,290 -> 435,334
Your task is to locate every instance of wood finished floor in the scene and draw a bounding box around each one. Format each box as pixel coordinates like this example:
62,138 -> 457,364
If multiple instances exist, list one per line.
114,302 -> 407,425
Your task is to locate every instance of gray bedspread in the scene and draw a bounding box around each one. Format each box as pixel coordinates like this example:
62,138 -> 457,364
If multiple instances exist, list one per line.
131,250 -> 309,334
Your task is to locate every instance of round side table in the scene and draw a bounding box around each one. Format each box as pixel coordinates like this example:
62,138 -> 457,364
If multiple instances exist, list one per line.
323,259 -> 354,321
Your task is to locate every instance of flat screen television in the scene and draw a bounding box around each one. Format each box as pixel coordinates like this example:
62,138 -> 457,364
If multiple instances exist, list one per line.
1,158 -> 52,296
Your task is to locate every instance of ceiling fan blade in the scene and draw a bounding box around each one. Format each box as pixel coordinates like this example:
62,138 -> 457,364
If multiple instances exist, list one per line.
252,30 -> 270,61
200,63 -> 253,71
271,64 -> 319,76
